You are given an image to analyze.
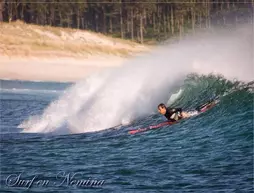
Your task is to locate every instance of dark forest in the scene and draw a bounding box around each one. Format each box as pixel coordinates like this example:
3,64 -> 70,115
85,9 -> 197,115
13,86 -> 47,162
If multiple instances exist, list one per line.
0,1 -> 253,43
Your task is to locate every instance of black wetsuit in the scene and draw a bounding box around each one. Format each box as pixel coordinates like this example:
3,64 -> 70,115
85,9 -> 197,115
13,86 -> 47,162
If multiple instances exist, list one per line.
164,107 -> 183,122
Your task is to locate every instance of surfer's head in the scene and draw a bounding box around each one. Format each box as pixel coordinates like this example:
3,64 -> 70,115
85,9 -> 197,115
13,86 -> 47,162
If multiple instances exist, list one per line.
158,103 -> 167,115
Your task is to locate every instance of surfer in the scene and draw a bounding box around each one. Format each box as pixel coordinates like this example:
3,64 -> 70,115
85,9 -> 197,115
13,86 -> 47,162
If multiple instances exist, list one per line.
157,104 -> 191,122
158,98 -> 218,122
129,99 -> 218,134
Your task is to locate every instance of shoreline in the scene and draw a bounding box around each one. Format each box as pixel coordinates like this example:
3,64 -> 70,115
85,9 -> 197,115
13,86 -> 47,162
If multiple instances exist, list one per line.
0,55 -> 127,82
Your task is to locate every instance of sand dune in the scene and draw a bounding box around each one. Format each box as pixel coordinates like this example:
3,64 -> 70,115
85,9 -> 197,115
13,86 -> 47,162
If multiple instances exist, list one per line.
0,21 -> 148,82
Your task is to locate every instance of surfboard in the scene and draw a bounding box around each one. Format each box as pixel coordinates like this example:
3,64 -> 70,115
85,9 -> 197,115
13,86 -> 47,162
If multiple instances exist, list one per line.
128,98 -> 219,135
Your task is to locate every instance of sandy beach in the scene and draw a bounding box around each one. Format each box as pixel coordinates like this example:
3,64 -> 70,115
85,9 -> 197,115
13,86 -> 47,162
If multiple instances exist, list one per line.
0,55 -> 126,82
0,21 -> 148,82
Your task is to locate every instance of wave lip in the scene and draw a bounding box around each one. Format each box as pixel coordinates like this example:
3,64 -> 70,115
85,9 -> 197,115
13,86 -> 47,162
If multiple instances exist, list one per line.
20,24 -> 253,134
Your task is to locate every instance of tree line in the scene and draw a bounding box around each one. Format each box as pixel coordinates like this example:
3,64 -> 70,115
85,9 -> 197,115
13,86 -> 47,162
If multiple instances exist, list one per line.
0,0 -> 253,43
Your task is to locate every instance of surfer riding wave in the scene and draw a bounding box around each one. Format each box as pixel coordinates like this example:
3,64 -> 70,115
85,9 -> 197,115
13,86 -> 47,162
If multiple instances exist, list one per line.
158,99 -> 217,122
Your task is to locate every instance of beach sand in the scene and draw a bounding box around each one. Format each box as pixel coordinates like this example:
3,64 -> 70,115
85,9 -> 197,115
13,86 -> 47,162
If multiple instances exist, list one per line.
0,55 -> 126,82
0,21 -> 148,82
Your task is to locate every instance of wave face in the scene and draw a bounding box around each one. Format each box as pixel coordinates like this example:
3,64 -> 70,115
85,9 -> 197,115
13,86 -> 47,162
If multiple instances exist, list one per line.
19,24 -> 253,134
2,73 -> 253,192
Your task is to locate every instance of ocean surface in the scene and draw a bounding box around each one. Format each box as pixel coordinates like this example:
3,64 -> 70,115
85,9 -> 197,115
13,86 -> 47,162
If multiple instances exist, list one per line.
0,76 -> 253,192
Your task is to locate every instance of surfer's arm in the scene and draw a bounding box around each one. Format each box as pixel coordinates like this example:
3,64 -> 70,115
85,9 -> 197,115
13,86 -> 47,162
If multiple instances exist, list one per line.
170,108 -> 189,118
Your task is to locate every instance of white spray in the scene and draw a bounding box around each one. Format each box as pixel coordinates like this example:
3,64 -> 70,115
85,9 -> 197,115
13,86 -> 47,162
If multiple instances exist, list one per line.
20,24 -> 253,134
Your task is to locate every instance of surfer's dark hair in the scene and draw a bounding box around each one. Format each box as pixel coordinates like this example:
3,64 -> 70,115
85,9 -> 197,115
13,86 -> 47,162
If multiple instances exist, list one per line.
158,103 -> 166,109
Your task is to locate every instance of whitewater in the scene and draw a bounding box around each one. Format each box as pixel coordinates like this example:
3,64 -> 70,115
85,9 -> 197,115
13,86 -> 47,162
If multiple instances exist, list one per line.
18,24 -> 253,134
